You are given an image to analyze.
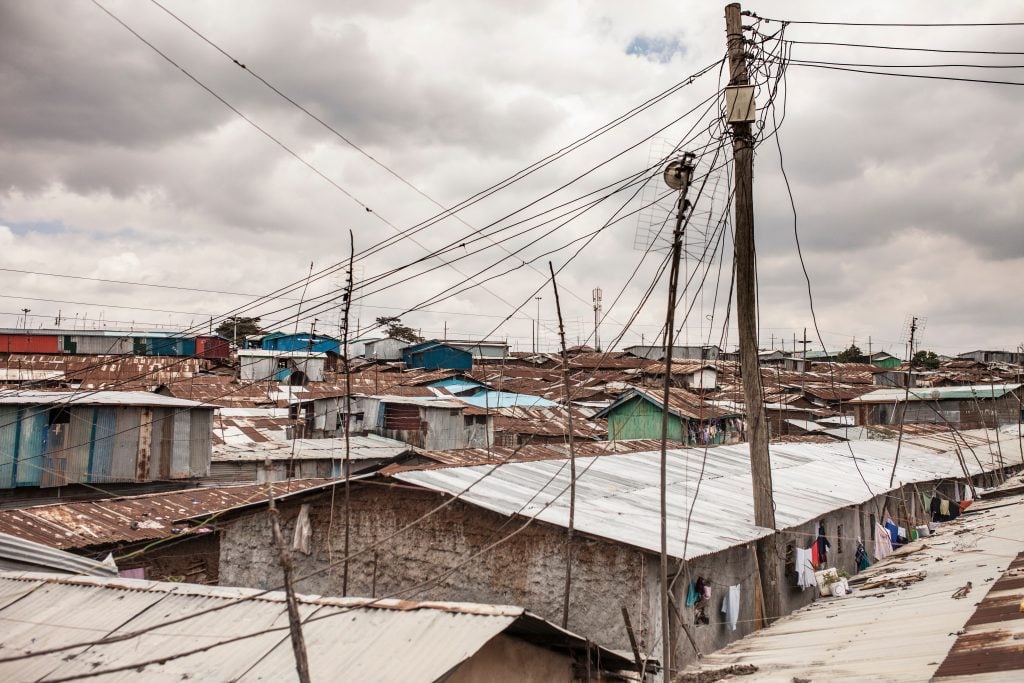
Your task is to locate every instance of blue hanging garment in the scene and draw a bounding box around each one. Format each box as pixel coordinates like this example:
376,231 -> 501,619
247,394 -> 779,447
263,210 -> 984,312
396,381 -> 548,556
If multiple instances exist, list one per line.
686,581 -> 699,607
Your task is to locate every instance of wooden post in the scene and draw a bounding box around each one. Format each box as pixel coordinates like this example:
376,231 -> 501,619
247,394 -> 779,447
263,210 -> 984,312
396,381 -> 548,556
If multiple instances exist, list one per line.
265,480 -> 312,683
889,317 -> 916,487
621,606 -> 645,675
551,262 -> 578,629
725,1 -> 782,623
342,231 -> 355,595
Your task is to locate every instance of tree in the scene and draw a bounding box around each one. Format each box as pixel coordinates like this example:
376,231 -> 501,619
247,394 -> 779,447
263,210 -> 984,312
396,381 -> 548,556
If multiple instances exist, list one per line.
836,344 -> 867,363
912,349 -> 940,369
216,316 -> 265,347
375,316 -> 422,343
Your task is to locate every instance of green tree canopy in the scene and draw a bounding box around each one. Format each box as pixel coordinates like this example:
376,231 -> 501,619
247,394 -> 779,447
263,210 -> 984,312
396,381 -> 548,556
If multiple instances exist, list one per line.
836,344 -> 867,363
912,349 -> 940,369
375,316 -> 422,343
215,316 -> 265,346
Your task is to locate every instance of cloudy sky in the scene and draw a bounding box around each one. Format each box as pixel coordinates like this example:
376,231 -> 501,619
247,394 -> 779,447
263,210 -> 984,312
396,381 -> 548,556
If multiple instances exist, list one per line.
1,0 -> 1021,356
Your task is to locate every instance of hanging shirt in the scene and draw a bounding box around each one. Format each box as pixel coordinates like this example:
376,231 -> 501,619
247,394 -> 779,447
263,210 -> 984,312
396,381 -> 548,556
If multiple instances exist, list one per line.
874,523 -> 894,560
884,520 -> 901,549
721,584 -> 741,631
816,524 -> 831,567
794,547 -> 816,589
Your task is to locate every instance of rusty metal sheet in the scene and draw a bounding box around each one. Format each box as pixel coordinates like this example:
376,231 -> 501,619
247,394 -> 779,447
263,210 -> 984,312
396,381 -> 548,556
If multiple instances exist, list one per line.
0,479 -> 335,550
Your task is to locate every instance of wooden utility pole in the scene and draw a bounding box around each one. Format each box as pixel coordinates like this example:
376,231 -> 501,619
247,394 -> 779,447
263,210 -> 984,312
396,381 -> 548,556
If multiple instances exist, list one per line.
889,316 -> 916,486
725,2 -> 782,624
341,231 -> 355,595
550,262 -> 578,629
658,150 -> 696,675
798,327 -> 811,358
265,479 -> 312,683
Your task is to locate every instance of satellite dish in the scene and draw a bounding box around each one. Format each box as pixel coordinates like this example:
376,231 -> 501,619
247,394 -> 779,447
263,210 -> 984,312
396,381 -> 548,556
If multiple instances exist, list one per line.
663,159 -> 688,190
663,154 -> 696,191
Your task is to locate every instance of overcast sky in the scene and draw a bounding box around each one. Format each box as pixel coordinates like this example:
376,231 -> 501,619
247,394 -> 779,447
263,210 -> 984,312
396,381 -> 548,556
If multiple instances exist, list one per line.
1,0 -> 1021,356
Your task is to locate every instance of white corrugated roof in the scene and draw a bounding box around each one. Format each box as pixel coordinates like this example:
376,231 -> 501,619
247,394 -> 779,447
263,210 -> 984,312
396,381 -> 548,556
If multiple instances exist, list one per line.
394,429 -> 1024,561
213,435 -> 413,461
850,383 -> 1021,403
0,572 -> 632,681
0,533 -> 117,577
0,390 -> 212,409
0,369 -> 64,382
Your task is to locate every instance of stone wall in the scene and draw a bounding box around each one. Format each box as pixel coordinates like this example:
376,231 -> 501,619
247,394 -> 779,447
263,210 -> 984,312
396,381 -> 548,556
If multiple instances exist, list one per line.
218,483 -> 651,653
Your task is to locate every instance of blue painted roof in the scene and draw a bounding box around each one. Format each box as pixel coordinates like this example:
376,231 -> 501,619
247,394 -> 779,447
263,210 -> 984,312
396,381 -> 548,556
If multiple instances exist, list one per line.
429,377 -> 488,394
458,391 -> 558,409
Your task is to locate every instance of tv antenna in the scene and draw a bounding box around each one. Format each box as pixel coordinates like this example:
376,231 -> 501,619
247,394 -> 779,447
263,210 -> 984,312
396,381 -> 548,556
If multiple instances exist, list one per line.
900,315 -> 927,359
633,138 -> 730,259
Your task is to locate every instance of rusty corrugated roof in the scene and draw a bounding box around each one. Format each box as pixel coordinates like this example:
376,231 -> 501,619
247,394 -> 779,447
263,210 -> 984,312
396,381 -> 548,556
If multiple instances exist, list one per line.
933,551 -> 1024,680
0,480 -> 334,550
406,439 -> 685,469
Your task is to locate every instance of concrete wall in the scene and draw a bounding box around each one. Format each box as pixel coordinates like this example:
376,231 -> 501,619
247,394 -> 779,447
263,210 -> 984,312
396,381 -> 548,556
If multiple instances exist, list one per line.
217,484 -> 651,656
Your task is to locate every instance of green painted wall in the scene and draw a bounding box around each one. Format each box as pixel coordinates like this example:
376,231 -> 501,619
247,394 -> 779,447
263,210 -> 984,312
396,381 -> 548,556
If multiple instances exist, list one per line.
607,396 -> 684,442
872,357 -> 901,369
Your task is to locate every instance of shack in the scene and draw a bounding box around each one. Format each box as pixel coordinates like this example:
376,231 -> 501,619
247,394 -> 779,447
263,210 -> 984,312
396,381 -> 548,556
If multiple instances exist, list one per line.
212,428 -> 1024,678
849,383 -> 1023,427
595,387 -> 743,445
402,341 -> 473,371
0,390 -> 213,493
352,395 -> 492,450
237,350 -> 326,384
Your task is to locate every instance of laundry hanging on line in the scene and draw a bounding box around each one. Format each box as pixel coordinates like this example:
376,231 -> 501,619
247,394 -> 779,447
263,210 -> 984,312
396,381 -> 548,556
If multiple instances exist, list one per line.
721,584 -> 740,631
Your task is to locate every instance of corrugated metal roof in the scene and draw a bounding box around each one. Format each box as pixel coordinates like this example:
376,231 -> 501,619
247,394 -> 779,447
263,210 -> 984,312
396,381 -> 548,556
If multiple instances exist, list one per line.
0,390 -> 213,409
0,532 -> 118,576
492,405 -> 605,439
640,360 -> 717,374
933,549 -> 1024,681
680,492 -> 1024,682
394,429 -> 1024,561
457,391 -> 559,409
783,419 -> 827,433
0,480 -> 335,550
0,571 -> 633,680
370,395 -> 467,409
410,439 -> 687,468
850,383 -> 1022,403
237,350 -> 328,358
213,435 -> 413,462
0,369 -> 64,382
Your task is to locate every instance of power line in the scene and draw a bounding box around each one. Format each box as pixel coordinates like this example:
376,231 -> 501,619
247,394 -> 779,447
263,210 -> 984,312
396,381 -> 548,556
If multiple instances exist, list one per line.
0,267 -> 303,300
748,14 -> 1024,28
144,0 -> 693,322
781,57 -> 1024,69
783,38 -> 1024,56
777,59 -> 1024,86
87,0 -> 527,318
